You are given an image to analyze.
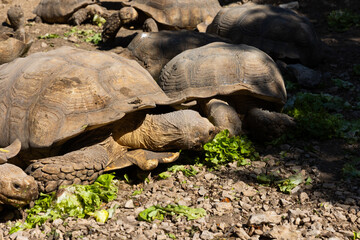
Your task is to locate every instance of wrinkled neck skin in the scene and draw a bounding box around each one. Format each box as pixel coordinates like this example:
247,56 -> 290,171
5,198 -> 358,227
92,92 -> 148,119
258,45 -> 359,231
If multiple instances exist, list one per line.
114,110 -> 216,151
0,163 -> 38,207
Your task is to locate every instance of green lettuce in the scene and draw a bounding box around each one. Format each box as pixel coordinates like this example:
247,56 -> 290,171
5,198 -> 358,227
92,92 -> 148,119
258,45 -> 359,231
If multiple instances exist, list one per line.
138,205 -> 206,222
201,130 -> 259,169
10,174 -> 118,233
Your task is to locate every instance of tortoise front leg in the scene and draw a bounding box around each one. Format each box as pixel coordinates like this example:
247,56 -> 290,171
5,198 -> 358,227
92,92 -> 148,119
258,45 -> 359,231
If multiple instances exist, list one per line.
201,98 -> 243,137
25,136 -> 127,193
143,18 -> 159,32
0,139 -> 21,164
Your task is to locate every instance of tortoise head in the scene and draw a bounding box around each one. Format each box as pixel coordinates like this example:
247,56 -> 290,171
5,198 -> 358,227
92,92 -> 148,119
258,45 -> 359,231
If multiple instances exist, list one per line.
0,163 -> 38,207
7,5 -> 25,31
119,7 -> 138,24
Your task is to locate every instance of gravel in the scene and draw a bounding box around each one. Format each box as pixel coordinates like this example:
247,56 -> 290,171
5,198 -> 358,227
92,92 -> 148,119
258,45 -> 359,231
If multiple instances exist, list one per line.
1,143 -> 359,240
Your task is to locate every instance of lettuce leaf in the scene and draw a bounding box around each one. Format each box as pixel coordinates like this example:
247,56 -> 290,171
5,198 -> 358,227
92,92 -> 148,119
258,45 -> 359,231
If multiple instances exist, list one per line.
10,173 -> 118,233
138,205 -> 206,222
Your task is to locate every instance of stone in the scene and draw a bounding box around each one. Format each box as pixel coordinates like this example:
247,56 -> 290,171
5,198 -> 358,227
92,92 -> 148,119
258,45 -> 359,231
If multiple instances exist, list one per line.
204,173 -> 217,181
287,63 -> 322,88
234,227 -> 250,239
124,200 -> 135,209
333,211 -> 347,221
198,187 -> 207,196
200,230 -> 214,240
248,211 -> 283,225
299,192 -> 309,203
263,225 -> 300,240
215,202 -> 233,212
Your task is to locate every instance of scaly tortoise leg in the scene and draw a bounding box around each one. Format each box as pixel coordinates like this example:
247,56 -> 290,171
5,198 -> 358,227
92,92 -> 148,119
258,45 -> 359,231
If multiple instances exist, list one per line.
25,136 -> 126,193
201,98 -> 243,137
0,139 -> 21,164
143,18 -> 158,32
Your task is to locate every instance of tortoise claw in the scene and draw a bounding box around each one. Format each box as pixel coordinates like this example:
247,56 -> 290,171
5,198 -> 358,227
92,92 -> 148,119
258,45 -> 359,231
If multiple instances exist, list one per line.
0,139 -> 21,164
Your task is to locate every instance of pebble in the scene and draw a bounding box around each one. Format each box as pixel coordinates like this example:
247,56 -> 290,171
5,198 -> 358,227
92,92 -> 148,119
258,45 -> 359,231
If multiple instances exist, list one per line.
248,211 -> 283,225
299,192 -> 309,203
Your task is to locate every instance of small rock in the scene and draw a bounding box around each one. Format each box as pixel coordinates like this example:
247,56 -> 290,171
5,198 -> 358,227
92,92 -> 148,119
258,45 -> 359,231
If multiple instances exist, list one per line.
235,227 -> 251,239
67,35 -> 79,43
41,42 -> 48,48
263,225 -> 300,239
124,200 -> 135,209
204,173 -> 217,181
248,211 -> 283,225
215,202 -> 233,212
240,201 -> 252,211
251,161 -> 267,168
156,233 -> 168,240
198,187 -> 207,196
333,211 -> 347,221
52,218 -> 63,227
344,198 -> 356,205
200,230 -> 214,240
348,213 -> 357,223
280,198 -> 291,206
299,192 -> 309,203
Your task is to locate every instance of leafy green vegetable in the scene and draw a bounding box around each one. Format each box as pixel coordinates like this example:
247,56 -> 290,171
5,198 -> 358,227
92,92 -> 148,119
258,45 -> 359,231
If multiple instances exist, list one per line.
64,27 -> 102,44
123,173 -> 130,183
159,165 -> 199,179
327,9 -> 360,32
305,177 -> 313,185
332,78 -> 354,90
168,233 -> 177,239
342,158 -> 360,179
138,205 -> 206,222
38,33 -> 61,39
199,130 -> 258,169
284,79 -> 299,91
132,188 -> 143,196
283,92 -> 357,140
158,171 -> 172,179
10,174 -> 118,233
257,173 -> 304,194
275,174 -> 304,194
92,14 -> 106,27
257,174 -> 278,185
89,209 -> 109,223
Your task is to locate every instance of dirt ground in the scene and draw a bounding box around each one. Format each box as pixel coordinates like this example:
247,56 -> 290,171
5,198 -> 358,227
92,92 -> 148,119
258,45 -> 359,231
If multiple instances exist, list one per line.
0,0 -> 360,239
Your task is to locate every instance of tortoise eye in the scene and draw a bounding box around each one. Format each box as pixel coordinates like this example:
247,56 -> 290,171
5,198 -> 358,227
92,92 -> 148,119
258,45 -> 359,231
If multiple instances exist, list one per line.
13,182 -> 21,190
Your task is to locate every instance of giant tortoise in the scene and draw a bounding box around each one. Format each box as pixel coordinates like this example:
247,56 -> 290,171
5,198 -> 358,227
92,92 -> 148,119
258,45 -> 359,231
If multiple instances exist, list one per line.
206,3 -> 322,67
102,0 -> 221,41
0,5 -> 32,65
126,30 -> 227,80
0,46 -> 216,207
158,42 -> 295,139
33,0 -> 108,25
